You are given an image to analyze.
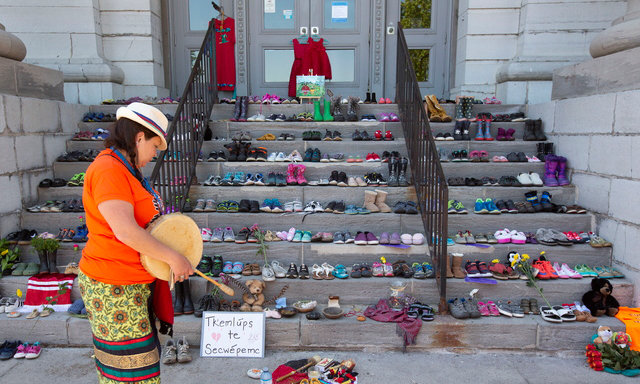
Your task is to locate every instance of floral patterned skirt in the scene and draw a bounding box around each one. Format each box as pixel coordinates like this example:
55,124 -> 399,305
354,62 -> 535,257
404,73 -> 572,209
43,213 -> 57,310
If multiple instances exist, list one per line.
79,271 -> 161,383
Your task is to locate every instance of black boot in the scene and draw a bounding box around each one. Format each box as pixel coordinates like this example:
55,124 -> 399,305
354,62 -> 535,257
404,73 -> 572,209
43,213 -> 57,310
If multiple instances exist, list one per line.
523,120 -> 536,141
231,97 -> 242,121
371,92 -> 377,104
398,157 -> 409,187
534,119 -> 547,141
364,92 -> 371,104
544,142 -> 554,159
388,157 -> 398,187
346,96 -> 359,122
462,121 -> 471,140
536,143 -> 546,161
182,279 -> 194,315
173,282 -> 184,316
332,96 -> 345,122
239,96 -> 249,122
47,250 -> 58,273
37,250 -> 48,274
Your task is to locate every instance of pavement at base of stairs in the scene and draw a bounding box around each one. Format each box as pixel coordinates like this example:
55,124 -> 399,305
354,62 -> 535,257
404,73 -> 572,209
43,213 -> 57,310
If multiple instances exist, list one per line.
0,348 -> 628,383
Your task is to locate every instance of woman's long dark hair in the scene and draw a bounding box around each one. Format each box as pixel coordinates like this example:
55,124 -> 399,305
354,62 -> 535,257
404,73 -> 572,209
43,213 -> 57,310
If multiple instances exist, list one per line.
104,118 -> 157,172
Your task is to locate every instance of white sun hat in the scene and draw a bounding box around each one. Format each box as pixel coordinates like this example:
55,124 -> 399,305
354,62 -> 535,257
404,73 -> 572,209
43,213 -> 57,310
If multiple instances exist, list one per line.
116,102 -> 169,150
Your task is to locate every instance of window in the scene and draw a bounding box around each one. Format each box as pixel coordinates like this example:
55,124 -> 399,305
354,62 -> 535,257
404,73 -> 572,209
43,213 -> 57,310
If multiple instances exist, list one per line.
400,0 -> 432,29
409,49 -> 430,82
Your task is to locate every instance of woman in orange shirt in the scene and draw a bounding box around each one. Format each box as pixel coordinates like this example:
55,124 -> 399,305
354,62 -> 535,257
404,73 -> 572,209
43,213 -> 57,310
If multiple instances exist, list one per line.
78,102 -> 194,383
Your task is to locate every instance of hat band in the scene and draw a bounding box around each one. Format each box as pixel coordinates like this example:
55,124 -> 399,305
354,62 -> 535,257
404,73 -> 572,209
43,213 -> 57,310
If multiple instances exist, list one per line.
133,111 -> 166,136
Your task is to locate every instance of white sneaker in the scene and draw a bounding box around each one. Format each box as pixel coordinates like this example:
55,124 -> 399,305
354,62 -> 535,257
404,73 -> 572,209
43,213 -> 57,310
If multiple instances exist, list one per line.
494,229 -> 511,244
255,114 -> 266,122
271,261 -> 287,278
303,202 -> 315,212
275,152 -> 286,162
292,201 -> 303,212
5,298 -> 22,313
561,263 -> 582,279
262,264 -> 276,281
267,152 -> 277,162
201,228 -> 212,242
529,172 -> 543,186
553,262 -> 569,279
313,201 -> 324,212
247,114 -> 257,122
284,201 -> 294,213
288,150 -> 303,162
516,173 -> 533,186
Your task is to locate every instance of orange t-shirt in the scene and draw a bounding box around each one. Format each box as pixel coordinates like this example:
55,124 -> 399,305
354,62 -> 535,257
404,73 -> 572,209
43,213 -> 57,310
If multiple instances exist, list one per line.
79,149 -> 161,285
615,307 -> 640,351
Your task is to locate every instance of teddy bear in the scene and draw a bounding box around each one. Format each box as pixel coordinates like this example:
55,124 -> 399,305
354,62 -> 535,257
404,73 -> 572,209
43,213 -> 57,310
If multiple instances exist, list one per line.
240,279 -> 266,312
582,278 -> 620,317
593,325 -> 613,345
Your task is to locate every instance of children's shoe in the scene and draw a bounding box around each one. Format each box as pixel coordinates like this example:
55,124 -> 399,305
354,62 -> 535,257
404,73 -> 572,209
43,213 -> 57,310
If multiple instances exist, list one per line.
372,262 -> 384,277
474,198 -> 487,214
222,261 -> 233,274
25,342 -> 41,359
13,343 -> 28,359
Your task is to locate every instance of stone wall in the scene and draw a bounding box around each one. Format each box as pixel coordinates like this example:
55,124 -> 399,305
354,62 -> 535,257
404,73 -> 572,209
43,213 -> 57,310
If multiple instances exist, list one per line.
453,0 -> 626,103
528,91 -> 640,304
0,94 -> 87,237
0,0 -> 166,104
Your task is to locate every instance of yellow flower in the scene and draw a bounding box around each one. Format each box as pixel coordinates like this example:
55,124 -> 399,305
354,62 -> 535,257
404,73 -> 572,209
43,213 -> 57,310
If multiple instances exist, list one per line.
522,254 -> 530,261
511,260 -> 517,268
1,249 -> 7,256
540,251 -> 546,256
492,259 -> 499,264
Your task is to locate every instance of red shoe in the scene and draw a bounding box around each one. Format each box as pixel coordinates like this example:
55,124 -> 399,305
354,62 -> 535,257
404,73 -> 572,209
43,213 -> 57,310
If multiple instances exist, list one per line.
368,153 -> 380,162
374,130 -> 383,140
365,153 -> 374,162
384,130 -> 394,141
385,98 -> 392,104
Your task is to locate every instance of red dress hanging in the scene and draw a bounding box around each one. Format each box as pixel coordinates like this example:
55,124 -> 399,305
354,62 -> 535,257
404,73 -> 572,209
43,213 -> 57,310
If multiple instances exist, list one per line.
214,18 -> 236,91
288,37 -> 332,97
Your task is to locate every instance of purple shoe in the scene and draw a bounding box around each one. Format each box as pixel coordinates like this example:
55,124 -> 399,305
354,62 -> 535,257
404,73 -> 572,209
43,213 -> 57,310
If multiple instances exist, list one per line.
543,155 -> 559,187
556,156 -> 570,186
354,231 -> 367,245
365,232 -> 379,245
379,113 -> 390,122
390,232 -> 401,245
379,232 -> 390,244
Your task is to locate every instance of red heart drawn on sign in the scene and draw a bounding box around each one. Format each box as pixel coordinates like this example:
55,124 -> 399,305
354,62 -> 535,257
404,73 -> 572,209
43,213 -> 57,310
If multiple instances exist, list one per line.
211,332 -> 221,342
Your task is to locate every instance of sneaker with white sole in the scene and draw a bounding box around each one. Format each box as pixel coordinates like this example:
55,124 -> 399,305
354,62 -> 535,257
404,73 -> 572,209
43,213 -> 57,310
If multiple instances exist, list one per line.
529,172 -> 544,186
516,173 -> 533,186
509,230 -> 526,244
271,261 -> 287,278
275,152 -> 286,162
262,264 -> 276,281
176,337 -> 191,363
162,339 -> 177,364
267,152 -> 277,162
201,228 -> 212,241
286,150 -> 303,162
494,229 -> 511,243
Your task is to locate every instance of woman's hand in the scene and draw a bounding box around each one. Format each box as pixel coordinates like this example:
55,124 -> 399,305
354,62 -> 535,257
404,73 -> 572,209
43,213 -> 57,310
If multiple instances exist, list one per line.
169,251 -> 195,283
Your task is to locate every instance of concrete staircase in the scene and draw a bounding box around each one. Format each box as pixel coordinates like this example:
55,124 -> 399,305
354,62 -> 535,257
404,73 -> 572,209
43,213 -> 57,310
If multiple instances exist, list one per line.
0,101 -> 631,351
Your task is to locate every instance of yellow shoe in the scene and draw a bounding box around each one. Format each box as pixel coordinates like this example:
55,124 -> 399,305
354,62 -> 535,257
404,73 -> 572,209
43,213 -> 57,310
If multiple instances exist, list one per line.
257,133 -> 276,141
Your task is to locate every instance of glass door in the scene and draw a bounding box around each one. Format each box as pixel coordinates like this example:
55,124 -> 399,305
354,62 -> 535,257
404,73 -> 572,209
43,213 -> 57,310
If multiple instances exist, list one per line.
384,0 -> 452,98
248,0 -> 370,98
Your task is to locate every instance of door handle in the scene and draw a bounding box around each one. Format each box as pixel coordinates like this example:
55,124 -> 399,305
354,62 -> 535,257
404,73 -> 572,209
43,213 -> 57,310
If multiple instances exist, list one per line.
300,26 -> 308,35
311,26 -> 319,35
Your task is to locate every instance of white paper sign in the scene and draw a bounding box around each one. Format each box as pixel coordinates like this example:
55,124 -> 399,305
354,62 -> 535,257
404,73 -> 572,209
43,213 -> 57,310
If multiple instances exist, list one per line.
331,1 -> 348,22
200,312 -> 265,358
283,9 -> 293,20
265,0 -> 276,13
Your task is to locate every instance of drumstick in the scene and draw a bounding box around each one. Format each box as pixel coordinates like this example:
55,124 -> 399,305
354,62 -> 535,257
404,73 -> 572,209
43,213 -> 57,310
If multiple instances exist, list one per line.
276,356 -> 321,382
193,269 -> 235,296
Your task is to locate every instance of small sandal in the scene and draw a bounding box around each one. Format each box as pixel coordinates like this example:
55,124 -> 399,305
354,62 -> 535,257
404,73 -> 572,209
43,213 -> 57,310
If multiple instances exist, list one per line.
26,309 -> 40,319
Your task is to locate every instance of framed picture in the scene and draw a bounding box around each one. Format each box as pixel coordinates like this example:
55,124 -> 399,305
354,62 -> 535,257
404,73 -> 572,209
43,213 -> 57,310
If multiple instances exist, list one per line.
296,75 -> 325,98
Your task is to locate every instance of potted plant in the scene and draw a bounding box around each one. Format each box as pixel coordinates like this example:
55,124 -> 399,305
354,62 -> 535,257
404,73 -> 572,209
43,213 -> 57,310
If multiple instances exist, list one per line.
30,237 -> 60,274
0,239 -> 21,277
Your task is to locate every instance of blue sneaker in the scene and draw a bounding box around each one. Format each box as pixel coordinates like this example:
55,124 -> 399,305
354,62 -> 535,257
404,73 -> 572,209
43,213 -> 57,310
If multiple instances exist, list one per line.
474,198 -> 487,214
260,199 -> 272,212
271,199 -> 284,213
72,225 -> 88,242
221,172 -> 234,186
484,198 -> 501,214
447,238 -> 455,246
345,205 -> 359,215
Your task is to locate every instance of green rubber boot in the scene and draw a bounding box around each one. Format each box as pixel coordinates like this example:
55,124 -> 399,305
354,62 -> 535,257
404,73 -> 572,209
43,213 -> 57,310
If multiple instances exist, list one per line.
313,100 -> 324,121
322,100 -> 334,121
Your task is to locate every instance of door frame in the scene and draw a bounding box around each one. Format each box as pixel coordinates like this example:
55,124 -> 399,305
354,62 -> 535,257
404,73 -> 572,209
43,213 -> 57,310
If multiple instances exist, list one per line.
383,0 -> 453,99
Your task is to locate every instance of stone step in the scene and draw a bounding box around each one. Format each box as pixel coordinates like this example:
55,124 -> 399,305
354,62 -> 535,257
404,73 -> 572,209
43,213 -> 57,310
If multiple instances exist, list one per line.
13,242 -> 431,272
446,242 -> 612,267
439,103 -> 526,116
434,139 -> 545,154
442,161 -> 547,179
210,103 -> 400,120
23,211 -> 426,234
88,104 -> 178,114
0,274 -> 633,310
215,121 -> 405,139
429,121 -> 530,138
66,136 -> 408,157
448,211 -> 593,233
38,185 -> 418,204
52,160 -> 399,181
0,308 -> 624,351
36,185 -> 575,208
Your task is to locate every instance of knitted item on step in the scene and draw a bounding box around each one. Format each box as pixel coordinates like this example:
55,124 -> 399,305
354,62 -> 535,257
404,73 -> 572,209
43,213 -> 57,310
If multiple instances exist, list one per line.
23,273 -> 75,312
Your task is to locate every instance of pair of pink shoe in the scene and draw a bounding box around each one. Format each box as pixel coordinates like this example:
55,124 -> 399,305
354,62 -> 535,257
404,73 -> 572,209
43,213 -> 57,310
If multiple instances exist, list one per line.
477,301 -> 500,316
378,113 -> 400,122
378,97 -> 393,104
286,164 -> 307,185
13,342 -> 41,359
261,94 -> 281,104
372,262 -> 394,277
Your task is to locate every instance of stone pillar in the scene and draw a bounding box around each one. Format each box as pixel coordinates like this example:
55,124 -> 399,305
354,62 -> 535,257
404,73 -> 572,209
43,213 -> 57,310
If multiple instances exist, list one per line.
552,0 -> 640,99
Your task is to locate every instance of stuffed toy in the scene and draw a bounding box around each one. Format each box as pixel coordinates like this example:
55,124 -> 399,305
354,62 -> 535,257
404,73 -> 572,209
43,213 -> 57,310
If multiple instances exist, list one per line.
582,278 -> 620,317
240,279 -> 266,312
593,326 -> 613,345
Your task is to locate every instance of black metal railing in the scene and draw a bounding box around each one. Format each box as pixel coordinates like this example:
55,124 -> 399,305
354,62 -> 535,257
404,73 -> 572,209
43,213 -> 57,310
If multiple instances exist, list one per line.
396,25 -> 448,312
150,20 -> 218,213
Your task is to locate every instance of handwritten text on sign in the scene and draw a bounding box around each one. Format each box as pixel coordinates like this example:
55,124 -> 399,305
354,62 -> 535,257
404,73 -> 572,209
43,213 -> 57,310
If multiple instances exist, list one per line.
200,312 -> 265,358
